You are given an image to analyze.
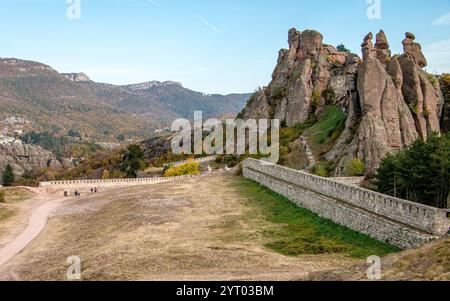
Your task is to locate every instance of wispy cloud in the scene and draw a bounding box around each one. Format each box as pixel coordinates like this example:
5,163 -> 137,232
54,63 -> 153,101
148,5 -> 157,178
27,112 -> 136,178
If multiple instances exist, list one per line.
432,12 -> 450,26
126,0 -> 160,8
423,39 -> 450,74
196,66 -> 207,72
198,16 -> 220,33
147,0 -> 160,7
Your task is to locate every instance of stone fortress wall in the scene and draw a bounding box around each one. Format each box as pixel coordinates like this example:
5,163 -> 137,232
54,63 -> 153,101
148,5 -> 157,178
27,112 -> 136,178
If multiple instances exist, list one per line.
39,174 -> 201,190
163,156 -> 217,168
243,158 -> 450,249
40,156 -> 218,190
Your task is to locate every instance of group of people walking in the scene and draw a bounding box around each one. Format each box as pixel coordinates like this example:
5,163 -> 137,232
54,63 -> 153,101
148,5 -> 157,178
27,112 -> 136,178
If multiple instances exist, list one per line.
63,187 -> 98,198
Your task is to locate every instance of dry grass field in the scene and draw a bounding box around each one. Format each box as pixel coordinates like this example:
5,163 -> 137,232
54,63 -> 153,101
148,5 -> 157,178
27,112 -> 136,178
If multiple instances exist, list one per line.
0,174 -> 364,281
1,173 -> 443,281
0,187 -> 38,245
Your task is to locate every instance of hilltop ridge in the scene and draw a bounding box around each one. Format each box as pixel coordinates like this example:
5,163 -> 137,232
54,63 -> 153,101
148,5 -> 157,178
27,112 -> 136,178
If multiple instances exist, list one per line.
0,58 -> 250,140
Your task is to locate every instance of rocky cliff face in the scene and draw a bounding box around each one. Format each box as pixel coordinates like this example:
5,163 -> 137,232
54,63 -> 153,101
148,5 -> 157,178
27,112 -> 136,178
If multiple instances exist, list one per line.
62,72 -> 91,82
0,140 -> 62,179
243,29 -> 444,176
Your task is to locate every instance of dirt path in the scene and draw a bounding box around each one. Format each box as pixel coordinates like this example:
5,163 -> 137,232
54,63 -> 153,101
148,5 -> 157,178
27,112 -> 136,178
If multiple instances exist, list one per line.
300,136 -> 316,168
0,190 -> 68,268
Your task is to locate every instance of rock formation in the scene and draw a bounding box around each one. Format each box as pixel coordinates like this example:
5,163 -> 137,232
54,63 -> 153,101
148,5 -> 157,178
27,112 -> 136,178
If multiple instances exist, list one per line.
62,72 -> 91,82
242,28 -> 445,177
0,140 -> 62,179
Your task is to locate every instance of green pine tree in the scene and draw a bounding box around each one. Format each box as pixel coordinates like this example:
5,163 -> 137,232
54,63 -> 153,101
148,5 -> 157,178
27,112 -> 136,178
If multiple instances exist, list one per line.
374,133 -> 450,208
2,164 -> 15,187
121,145 -> 149,178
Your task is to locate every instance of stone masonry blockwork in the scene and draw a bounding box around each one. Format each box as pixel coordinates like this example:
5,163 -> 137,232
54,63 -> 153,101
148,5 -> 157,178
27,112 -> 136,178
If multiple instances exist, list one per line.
243,158 -> 449,249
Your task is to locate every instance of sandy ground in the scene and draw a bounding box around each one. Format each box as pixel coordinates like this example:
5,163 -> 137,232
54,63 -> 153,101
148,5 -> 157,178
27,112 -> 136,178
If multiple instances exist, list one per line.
0,173 -> 359,281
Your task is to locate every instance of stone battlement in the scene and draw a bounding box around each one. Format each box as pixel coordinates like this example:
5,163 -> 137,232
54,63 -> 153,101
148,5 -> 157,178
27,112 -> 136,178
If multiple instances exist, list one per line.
39,174 -> 200,189
163,156 -> 217,168
243,158 -> 449,249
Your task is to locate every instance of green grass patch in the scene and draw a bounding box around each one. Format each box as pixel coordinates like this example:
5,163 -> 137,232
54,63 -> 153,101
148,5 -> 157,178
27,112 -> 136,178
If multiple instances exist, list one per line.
306,106 -> 346,145
233,178 -> 400,258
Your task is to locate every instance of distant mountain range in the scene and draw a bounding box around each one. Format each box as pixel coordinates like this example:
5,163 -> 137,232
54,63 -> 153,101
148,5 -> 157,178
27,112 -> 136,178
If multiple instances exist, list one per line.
0,58 -> 250,140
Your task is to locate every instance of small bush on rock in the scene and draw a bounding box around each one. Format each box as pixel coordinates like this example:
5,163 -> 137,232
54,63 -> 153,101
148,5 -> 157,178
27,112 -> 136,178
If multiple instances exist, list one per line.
345,158 -> 365,176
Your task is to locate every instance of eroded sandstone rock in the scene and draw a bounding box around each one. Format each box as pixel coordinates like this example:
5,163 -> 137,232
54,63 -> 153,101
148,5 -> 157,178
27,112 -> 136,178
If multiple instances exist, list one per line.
243,28 -> 443,177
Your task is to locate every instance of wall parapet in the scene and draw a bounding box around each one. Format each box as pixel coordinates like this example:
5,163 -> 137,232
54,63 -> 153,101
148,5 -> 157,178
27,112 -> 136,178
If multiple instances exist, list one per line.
39,174 -> 200,189
163,156 -> 217,168
243,158 -> 449,240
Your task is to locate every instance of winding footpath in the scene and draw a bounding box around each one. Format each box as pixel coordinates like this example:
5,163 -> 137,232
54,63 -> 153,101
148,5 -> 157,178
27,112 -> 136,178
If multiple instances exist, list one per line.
300,136 -> 316,168
0,189 -> 67,268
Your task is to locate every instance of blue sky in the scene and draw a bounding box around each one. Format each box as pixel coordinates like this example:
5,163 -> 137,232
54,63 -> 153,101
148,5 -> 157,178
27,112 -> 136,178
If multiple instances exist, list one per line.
0,0 -> 449,94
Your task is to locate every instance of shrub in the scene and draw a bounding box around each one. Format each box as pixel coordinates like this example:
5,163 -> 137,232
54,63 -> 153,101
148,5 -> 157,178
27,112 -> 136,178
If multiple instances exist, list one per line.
409,103 -> 419,115
102,169 -> 110,179
427,74 -> 438,87
0,190 -> 5,203
67,129 -> 81,138
2,164 -> 15,187
292,70 -> 302,81
235,164 -> 243,176
313,164 -> 328,177
337,44 -> 350,53
311,90 -> 321,106
345,158 -> 365,176
313,161 -> 336,177
322,87 -> 336,105
270,85 -> 287,99
164,160 -> 200,177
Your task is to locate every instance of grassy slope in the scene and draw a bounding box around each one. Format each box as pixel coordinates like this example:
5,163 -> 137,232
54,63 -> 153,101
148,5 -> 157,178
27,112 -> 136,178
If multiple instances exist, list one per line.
234,178 -> 400,259
308,238 -> 450,281
277,106 -> 346,170
304,106 -> 346,157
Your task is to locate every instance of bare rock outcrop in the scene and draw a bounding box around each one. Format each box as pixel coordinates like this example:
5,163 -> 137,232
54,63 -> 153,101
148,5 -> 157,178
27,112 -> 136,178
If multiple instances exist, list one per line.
375,30 -> 391,65
398,32 -> 442,140
62,72 -> 91,82
402,32 -> 427,68
353,34 -> 419,175
244,29 -> 357,128
0,140 -> 62,179
242,28 -> 444,177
